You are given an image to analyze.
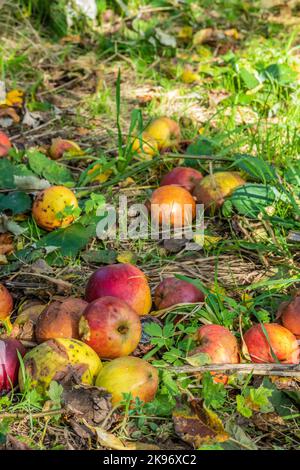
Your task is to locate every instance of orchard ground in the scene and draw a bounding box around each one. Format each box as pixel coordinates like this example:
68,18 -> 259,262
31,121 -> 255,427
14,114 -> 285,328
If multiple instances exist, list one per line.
0,1 -> 300,451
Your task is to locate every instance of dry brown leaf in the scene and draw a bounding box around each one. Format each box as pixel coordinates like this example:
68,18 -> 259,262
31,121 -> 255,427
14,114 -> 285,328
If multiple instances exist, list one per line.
91,425 -> 160,450
0,232 -> 13,255
173,399 -> 229,448
193,28 -> 214,46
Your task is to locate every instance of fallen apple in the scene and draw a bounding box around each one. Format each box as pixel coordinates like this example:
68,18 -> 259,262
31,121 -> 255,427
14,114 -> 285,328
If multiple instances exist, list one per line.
79,296 -> 141,359
145,117 -> 180,150
32,185 -> 78,231
0,338 -> 26,394
0,283 -> 13,332
279,296 -> 300,339
85,263 -> 152,316
193,171 -> 246,209
131,132 -> 158,157
150,185 -> 196,228
49,138 -> 82,160
0,131 -> 12,158
244,323 -> 299,363
35,297 -> 88,343
160,167 -> 203,193
95,356 -> 159,405
154,277 -> 205,310
19,338 -> 102,394
189,324 -> 239,384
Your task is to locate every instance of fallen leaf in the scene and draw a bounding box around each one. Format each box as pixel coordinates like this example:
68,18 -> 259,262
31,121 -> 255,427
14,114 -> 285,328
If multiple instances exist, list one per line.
91,425 -> 160,450
181,68 -> 201,84
116,251 -> 137,264
177,26 -> 193,40
193,28 -> 214,46
173,399 -> 229,448
4,89 -> 24,107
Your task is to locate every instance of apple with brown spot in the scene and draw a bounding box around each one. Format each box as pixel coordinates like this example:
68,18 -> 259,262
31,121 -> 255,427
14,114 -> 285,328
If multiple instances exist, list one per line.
35,297 -> 88,343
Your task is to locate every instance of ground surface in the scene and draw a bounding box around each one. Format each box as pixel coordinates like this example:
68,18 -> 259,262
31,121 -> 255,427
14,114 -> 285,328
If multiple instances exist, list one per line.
0,0 -> 299,451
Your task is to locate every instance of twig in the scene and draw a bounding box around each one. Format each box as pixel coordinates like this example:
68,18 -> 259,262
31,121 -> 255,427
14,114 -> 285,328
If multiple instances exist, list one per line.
0,408 -> 64,420
6,272 -> 73,289
170,363 -> 300,377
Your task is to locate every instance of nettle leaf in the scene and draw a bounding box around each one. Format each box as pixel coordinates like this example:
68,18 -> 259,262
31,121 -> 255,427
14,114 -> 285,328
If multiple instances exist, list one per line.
0,191 -> 32,214
0,159 -> 15,189
227,183 -> 278,218
234,154 -> 277,183
27,150 -> 74,185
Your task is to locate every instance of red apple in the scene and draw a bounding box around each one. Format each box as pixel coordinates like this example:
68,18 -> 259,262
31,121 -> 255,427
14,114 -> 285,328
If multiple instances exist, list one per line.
0,338 -> 26,393
160,167 -> 203,193
35,297 -> 88,343
79,296 -> 142,359
95,356 -> 159,405
244,323 -> 299,363
85,263 -> 152,316
279,296 -> 300,339
154,277 -> 205,310
0,131 -> 12,158
189,324 -> 239,384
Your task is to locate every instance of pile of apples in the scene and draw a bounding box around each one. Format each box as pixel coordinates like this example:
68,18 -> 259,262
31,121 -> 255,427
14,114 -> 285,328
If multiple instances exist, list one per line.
0,119 -> 299,409
1,263 -> 300,404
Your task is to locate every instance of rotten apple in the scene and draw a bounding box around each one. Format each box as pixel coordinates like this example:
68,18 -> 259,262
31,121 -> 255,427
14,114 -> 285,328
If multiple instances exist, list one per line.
35,297 -> 88,343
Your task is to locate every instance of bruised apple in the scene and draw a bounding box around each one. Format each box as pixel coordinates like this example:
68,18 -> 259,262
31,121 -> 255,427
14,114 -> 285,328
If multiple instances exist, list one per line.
279,296 -> 300,339
189,324 -> 239,384
154,277 -> 205,310
193,171 -> 246,209
0,339 -> 26,393
0,283 -> 13,331
95,356 -> 159,405
35,298 -> 88,343
32,185 -> 78,231
85,263 -> 152,316
19,338 -> 101,394
145,117 -> 180,150
150,185 -> 196,227
160,167 -> 203,193
131,132 -> 158,157
244,323 -> 299,363
0,131 -> 12,157
79,296 -> 141,359
49,138 -> 82,160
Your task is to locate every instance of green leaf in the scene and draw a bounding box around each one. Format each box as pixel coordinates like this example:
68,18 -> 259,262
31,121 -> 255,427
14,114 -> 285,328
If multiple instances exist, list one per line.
0,159 -> 15,189
263,63 -> 297,85
144,322 -> 163,338
224,421 -> 257,450
47,381 -> 63,408
36,222 -> 97,257
234,154 -> 277,183
228,183 -> 278,218
185,137 -> 215,168
201,372 -> 227,410
236,394 -> 252,418
81,249 -> 117,264
239,68 -> 260,90
27,150 -> 74,185
0,191 -> 32,214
